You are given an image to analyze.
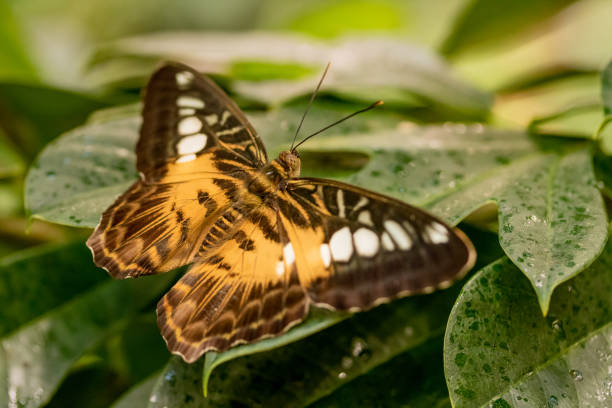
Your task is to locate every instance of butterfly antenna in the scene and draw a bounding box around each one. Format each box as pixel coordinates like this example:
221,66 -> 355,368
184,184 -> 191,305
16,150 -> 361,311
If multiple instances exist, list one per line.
290,62 -> 331,152
292,100 -> 384,151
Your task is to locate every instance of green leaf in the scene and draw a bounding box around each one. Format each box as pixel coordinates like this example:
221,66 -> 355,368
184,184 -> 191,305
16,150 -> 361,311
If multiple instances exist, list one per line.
0,243 -> 175,408
428,147 -> 608,314
149,284 -> 461,407
0,242 -> 106,336
202,308 -> 345,395
444,234 -> 612,407
529,104 -> 603,138
92,33 -> 491,117
441,0 -> 577,56
26,104 -> 608,315
111,373 -> 159,408
311,336 -> 450,408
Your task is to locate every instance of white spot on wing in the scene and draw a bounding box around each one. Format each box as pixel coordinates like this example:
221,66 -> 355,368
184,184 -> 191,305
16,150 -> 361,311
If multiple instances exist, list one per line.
353,196 -> 369,212
179,108 -> 195,116
283,243 -> 295,265
381,232 -> 394,251
204,114 -> 218,126
176,153 -> 196,163
357,210 -> 373,226
220,110 -> 231,125
384,220 -> 412,250
177,95 -> 204,109
320,244 -> 331,268
178,116 -> 202,135
353,228 -> 379,257
425,222 -> 449,244
176,71 -> 194,89
176,133 -> 207,155
329,226 -> 353,262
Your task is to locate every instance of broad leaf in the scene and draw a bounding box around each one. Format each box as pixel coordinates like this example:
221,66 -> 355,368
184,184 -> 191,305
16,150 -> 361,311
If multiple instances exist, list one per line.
26,105 -> 608,314
91,33 -> 491,117
427,147 -> 607,314
445,234 -> 612,407
0,243 -> 175,408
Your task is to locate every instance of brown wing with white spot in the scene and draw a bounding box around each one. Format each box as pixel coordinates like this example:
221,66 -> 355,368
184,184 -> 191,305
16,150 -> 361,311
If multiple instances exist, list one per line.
279,178 -> 476,310
87,63 -> 267,278
157,204 -> 309,363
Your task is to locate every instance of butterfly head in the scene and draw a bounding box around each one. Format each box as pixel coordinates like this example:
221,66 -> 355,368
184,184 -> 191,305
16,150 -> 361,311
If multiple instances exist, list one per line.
278,150 -> 301,178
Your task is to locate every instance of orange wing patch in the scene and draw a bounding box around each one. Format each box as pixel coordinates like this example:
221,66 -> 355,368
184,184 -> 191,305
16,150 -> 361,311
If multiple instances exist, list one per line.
87,153 -> 241,278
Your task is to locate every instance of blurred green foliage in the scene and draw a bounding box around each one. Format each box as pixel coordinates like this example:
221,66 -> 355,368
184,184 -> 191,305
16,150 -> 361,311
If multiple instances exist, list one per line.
0,0 -> 611,407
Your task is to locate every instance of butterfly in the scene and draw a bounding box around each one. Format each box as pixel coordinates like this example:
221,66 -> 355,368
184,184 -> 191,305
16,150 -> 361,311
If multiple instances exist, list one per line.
87,62 -> 476,363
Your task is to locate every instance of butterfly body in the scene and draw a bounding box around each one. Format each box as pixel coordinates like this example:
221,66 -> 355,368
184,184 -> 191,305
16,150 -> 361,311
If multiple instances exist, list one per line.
87,62 -> 475,362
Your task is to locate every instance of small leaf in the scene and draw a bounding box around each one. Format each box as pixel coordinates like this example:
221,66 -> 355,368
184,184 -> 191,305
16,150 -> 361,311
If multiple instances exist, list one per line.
0,243 -> 175,408
445,234 -> 612,407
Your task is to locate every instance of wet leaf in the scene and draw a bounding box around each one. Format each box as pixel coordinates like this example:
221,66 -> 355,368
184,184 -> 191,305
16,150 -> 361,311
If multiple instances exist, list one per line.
445,235 -> 612,407
0,243 -> 175,408
91,33 -> 491,117
111,374 -> 159,408
26,105 -> 608,314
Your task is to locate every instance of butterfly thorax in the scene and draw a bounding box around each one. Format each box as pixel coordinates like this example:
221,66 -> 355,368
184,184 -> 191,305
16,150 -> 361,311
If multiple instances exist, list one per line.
247,150 -> 301,195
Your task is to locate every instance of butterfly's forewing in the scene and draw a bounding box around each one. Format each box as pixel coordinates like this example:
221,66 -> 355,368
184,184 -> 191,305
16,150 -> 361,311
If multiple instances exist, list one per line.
87,63 -> 268,278
281,178 -> 476,310
157,204 -> 309,363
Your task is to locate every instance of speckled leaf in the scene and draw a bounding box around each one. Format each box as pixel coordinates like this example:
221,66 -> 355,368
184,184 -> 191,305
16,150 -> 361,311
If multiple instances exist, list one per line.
92,33 -> 491,117
445,237 -> 612,407
0,243 -> 175,408
428,148 -> 607,314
